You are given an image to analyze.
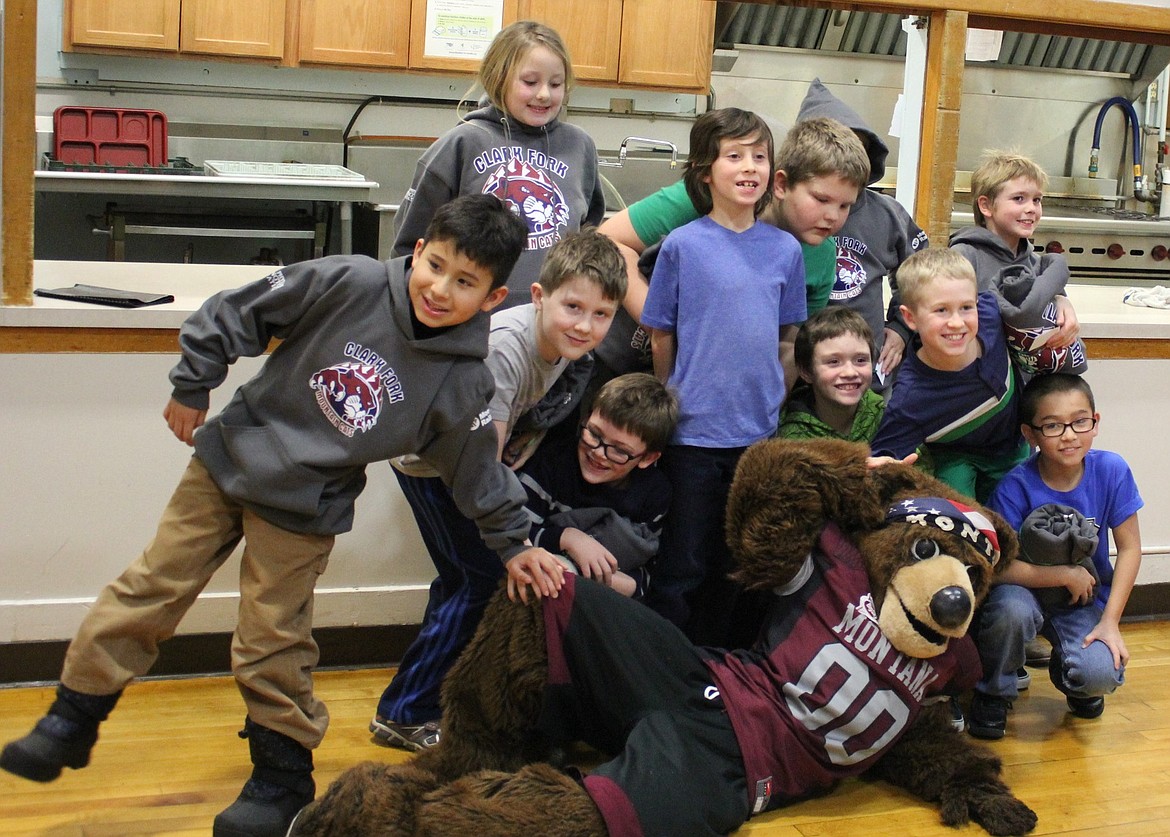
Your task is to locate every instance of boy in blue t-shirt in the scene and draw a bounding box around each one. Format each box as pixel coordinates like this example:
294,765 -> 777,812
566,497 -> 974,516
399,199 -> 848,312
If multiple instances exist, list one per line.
967,373 -> 1142,739
640,107 -> 807,646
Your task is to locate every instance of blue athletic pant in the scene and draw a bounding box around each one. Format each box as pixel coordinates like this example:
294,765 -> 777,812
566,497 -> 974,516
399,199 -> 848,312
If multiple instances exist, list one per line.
376,471 -> 504,724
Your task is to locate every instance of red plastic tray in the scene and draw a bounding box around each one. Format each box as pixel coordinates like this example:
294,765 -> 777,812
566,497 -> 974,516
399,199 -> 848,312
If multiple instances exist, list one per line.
53,107 -> 168,168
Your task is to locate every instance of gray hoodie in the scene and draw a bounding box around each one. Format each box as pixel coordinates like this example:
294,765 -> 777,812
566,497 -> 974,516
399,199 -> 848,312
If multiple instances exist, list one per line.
392,104 -> 606,308
797,79 -> 928,364
170,254 -> 530,557
949,225 -> 1037,289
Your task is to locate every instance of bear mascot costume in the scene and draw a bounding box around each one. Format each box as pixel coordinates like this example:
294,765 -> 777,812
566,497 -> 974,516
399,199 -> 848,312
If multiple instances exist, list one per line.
290,439 -> 1038,836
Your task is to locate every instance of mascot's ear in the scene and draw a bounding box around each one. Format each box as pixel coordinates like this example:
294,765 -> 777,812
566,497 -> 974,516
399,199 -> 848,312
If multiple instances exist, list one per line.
726,439 -> 887,590
863,459 -> 935,516
985,504 -> 1020,574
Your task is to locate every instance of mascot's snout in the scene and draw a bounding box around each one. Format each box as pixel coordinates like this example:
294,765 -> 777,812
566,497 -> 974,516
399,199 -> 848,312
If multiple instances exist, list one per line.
877,496 -> 1003,659
931,584 -> 973,629
880,554 -> 978,659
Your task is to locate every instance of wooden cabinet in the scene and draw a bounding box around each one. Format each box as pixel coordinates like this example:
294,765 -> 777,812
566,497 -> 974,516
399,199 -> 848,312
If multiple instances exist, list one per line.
67,0 -> 285,59
297,0 -> 412,69
67,0 -> 180,52
65,0 -> 711,91
616,0 -> 714,91
515,0 -> 623,83
517,0 -> 715,92
180,0 -> 287,59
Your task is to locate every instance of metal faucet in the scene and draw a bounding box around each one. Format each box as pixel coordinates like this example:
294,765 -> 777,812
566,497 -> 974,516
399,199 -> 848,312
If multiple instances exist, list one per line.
599,136 -> 679,169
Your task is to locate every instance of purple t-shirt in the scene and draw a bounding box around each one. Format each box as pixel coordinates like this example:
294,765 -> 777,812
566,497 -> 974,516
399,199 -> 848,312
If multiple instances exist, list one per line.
641,216 -> 806,447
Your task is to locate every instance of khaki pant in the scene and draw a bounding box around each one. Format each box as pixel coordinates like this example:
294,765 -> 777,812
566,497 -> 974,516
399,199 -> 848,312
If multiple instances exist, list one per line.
63,457 -> 335,748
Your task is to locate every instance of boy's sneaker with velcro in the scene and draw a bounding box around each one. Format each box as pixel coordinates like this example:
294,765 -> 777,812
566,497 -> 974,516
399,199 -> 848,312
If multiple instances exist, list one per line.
369,716 -> 441,751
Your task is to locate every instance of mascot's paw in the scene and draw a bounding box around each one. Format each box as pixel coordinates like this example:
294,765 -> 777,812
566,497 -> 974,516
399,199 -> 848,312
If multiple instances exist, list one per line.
420,762 -> 606,837
288,761 -> 440,837
939,779 -> 1038,836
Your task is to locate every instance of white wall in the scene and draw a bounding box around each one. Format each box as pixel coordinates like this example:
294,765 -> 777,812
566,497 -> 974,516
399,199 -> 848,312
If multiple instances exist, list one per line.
1,353 -> 433,643
1080,360 -> 1170,588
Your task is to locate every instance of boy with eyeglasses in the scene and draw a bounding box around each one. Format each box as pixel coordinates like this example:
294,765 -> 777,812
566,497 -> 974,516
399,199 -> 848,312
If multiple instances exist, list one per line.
967,373 -> 1143,739
517,373 -> 677,598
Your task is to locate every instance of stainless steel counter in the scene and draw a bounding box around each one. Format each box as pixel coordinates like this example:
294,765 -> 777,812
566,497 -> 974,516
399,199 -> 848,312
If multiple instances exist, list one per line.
35,171 -> 380,255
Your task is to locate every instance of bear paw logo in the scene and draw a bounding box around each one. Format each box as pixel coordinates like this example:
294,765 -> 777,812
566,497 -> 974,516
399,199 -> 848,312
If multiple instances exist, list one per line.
311,362 -> 383,435
483,158 -> 569,237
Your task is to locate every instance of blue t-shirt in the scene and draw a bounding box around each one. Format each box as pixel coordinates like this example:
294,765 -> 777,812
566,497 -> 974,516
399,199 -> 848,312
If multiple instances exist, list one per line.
987,448 -> 1143,607
641,216 -> 806,447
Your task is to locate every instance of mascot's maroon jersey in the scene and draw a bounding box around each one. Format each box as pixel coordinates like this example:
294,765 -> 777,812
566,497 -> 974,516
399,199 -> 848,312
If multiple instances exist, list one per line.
705,522 -> 980,814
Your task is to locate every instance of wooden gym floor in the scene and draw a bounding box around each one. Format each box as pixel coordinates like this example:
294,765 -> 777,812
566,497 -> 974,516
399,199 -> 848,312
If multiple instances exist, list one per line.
1,619 -> 1168,836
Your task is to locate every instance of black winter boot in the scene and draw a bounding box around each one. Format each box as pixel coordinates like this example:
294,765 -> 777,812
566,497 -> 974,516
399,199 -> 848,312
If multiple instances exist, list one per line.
0,685 -> 121,782
213,718 -> 315,837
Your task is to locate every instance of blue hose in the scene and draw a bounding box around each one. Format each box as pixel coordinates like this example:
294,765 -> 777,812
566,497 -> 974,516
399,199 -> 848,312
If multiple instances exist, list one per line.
1090,96 -> 1142,191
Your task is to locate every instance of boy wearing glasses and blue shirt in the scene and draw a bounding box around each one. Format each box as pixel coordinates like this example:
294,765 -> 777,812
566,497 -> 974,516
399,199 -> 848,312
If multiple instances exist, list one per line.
518,373 -> 677,598
968,373 -> 1143,739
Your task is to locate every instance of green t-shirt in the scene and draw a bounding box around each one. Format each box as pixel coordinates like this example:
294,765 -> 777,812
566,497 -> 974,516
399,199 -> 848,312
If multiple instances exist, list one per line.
626,179 -> 836,316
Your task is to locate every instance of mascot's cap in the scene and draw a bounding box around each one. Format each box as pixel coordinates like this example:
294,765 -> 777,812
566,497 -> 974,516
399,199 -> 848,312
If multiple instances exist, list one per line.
886,497 -> 1000,566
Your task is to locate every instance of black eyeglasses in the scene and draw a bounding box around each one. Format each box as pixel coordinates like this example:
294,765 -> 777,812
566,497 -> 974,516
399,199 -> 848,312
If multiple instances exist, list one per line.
579,423 -> 646,465
1028,417 -> 1097,438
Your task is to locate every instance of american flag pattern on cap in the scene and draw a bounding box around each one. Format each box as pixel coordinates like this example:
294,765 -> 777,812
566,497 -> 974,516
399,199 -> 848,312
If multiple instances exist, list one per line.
885,497 -> 1001,566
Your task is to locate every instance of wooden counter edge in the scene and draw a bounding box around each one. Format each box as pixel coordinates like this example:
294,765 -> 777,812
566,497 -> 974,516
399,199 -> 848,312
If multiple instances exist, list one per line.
0,328 -> 1163,360
0,328 -> 182,353
0,328 -> 288,354
1083,337 -> 1170,360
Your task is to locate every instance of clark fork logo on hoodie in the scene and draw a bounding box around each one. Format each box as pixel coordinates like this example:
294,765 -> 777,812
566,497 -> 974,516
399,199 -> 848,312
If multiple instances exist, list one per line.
482,157 -> 570,250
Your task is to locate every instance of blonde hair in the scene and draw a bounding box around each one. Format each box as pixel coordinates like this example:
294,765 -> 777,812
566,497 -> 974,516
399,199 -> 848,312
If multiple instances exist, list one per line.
780,117 -> 870,189
897,248 -> 977,309
970,151 -> 1049,227
471,21 -> 574,117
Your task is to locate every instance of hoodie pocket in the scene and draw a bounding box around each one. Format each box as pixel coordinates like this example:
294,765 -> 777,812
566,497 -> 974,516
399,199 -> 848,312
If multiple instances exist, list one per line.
218,423 -> 325,518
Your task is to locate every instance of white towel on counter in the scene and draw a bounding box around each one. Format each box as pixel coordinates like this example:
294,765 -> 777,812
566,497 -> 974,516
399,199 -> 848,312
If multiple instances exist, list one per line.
1123,286 -> 1170,309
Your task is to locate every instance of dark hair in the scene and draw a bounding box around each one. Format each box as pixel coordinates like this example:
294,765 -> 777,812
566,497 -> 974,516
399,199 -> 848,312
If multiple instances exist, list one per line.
422,194 -> 528,289
794,306 -> 875,373
683,108 -> 774,217
1019,373 -> 1095,425
538,227 -> 627,302
589,373 -> 679,453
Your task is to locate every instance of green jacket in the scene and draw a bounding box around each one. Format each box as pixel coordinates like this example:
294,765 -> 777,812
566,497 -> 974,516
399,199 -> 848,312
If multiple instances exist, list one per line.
777,384 -> 934,473
777,385 -> 885,443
